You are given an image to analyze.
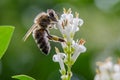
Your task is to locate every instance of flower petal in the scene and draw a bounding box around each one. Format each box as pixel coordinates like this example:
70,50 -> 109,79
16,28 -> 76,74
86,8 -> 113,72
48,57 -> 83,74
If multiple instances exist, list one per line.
78,45 -> 86,53
59,53 -> 66,59
53,53 -> 66,62
73,18 -> 84,26
113,64 -> 120,73
53,54 -> 59,62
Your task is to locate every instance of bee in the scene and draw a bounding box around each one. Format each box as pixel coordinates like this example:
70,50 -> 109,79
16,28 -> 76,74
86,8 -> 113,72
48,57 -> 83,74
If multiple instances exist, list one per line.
23,9 -> 65,55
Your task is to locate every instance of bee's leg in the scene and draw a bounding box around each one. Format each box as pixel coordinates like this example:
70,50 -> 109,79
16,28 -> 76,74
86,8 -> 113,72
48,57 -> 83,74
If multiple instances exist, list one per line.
45,29 -> 65,42
48,35 -> 65,42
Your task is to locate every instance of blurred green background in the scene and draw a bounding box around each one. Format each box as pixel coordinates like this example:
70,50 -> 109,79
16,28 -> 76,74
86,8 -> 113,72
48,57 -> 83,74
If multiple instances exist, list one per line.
0,0 -> 120,80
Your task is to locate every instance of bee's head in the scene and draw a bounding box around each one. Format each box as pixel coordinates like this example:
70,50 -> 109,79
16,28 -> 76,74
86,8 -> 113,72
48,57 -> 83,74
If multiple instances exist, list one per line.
47,9 -> 58,23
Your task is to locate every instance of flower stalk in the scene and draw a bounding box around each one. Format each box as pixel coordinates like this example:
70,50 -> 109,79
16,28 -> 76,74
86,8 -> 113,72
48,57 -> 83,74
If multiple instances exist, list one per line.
53,8 -> 86,80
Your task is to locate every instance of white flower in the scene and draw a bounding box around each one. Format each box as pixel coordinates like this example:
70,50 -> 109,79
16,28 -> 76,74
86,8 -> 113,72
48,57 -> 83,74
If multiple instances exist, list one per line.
105,57 -> 113,71
94,74 -> 101,80
94,58 -> 120,80
60,12 -> 73,23
112,73 -> 120,80
94,69 -> 102,80
112,64 -> 120,80
96,58 -> 113,73
57,8 -> 84,42
72,17 -> 84,33
53,47 -> 66,71
94,73 -> 110,80
71,39 -> 86,62
94,68 -> 111,80
100,73 -> 111,80
112,72 -> 120,80
113,64 -> 120,73
95,64 -> 111,80
73,17 -> 84,27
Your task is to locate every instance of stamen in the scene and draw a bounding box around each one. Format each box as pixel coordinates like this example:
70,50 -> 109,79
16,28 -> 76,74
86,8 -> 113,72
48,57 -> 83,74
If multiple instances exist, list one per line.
65,19 -> 68,26
117,58 -> 120,64
63,8 -> 67,14
67,8 -> 72,14
96,69 -> 100,74
62,22 -> 65,29
55,47 -> 60,53
105,57 -> 112,62
61,19 -> 68,29
96,62 -> 103,66
76,39 -> 79,43
75,12 -> 79,18
79,39 -> 86,45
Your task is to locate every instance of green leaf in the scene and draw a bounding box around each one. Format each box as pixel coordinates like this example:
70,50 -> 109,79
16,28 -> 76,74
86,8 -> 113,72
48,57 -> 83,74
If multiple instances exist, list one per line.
12,75 -> 36,80
0,26 -> 15,59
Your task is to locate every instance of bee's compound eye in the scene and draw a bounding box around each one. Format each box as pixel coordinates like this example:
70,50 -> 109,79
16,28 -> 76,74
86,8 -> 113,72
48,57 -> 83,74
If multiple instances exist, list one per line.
49,12 -> 54,17
47,9 -> 55,17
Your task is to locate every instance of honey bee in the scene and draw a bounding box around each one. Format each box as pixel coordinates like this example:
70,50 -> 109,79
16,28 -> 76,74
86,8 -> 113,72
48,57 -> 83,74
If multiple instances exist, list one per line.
23,9 -> 65,55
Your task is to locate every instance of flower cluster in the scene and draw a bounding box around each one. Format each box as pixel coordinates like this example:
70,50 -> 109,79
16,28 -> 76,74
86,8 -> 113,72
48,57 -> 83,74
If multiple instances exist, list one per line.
57,8 -> 84,43
94,57 -> 120,80
52,8 -> 86,80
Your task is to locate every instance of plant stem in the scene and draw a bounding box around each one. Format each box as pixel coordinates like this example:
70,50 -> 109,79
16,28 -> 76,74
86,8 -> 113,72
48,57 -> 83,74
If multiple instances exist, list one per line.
67,54 -> 71,80
66,42 -> 72,80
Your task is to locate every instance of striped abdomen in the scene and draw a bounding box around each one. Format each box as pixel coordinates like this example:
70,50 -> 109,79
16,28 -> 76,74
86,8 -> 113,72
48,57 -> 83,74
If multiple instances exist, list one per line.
32,29 -> 50,55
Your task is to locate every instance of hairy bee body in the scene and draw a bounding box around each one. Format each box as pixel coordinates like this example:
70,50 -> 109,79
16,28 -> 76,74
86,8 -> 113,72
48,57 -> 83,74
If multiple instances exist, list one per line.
23,9 -> 65,55
33,28 -> 50,55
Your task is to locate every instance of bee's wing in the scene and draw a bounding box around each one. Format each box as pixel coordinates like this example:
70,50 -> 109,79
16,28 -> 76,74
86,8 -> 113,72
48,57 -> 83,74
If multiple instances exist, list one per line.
23,23 -> 38,41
